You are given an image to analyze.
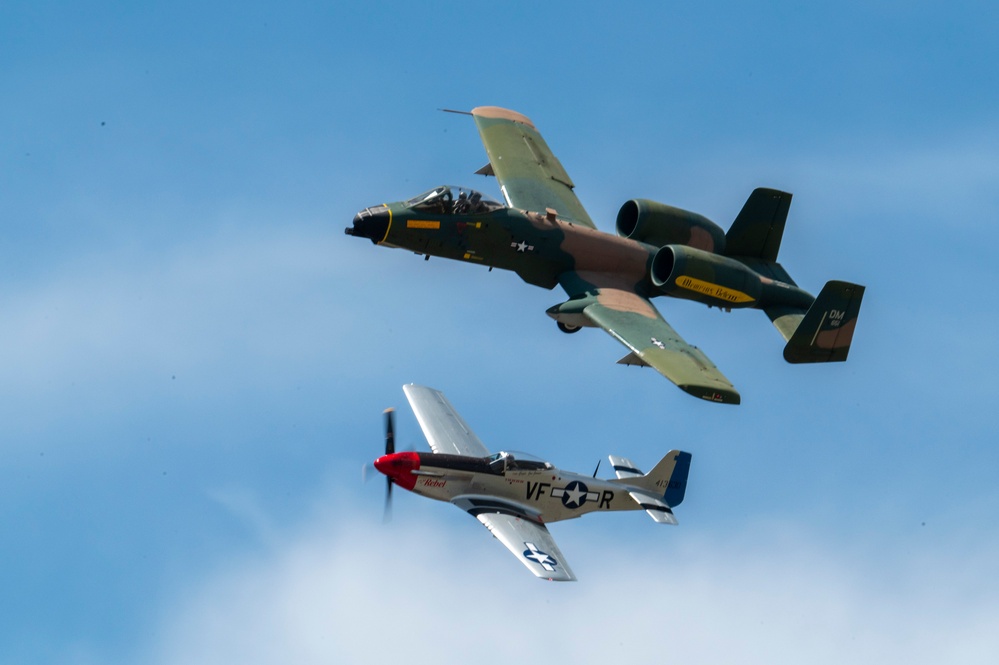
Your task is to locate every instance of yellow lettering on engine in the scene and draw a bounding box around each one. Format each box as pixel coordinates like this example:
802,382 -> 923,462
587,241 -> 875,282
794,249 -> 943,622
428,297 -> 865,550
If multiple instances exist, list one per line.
676,276 -> 755,304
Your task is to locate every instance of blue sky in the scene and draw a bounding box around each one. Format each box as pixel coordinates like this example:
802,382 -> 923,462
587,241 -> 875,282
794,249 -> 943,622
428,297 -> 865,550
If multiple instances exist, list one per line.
3,1 -> 998,663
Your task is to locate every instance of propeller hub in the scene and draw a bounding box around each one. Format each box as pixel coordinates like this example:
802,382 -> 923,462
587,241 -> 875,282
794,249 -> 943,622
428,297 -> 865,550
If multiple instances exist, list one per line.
374,451 -> 420,491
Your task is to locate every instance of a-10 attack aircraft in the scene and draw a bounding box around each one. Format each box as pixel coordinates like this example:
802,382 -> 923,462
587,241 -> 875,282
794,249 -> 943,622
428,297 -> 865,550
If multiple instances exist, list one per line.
372,384 -> 692,581
346,107 -> 866,405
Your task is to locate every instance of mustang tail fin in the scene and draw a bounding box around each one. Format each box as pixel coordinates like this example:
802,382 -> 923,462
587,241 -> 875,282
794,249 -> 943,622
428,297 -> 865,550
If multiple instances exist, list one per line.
782,280 -> 865,363
610,451 -> 692,524
611,451 -> 692,502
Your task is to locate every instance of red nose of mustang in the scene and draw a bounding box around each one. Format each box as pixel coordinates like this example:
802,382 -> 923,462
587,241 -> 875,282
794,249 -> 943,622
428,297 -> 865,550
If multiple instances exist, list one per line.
374,451 -> 420,490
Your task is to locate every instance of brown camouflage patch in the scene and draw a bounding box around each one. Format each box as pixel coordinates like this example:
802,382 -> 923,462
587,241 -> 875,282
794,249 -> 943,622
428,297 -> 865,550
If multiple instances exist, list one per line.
815,318 -> 857,349
594,288 -> 659,320
559,223 -> 651,281
688,226 -> 720,252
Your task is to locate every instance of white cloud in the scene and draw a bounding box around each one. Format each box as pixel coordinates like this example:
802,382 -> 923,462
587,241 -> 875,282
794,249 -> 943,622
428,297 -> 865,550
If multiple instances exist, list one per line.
148,506 -> 999,665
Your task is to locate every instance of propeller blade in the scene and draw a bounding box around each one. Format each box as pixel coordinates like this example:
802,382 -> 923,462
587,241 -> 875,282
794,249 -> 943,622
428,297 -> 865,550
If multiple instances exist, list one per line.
381,408 -> 396,521
384,408 -> 395,456
384,477 -> 393,522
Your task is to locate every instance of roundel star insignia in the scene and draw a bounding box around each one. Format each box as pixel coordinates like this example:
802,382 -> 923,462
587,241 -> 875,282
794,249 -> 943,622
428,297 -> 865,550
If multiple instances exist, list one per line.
523,542 -> 558,571
561,480 -> 587,508
551,480 -> 599,509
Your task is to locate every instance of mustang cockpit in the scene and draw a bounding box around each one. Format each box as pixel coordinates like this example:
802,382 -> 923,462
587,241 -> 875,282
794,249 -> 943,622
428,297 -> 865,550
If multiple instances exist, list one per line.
405,185 -> 505,215
487,451 -> 553,474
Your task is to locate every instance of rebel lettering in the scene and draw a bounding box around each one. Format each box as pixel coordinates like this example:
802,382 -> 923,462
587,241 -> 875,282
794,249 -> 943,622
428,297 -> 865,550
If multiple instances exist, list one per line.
599,490 -> 614,509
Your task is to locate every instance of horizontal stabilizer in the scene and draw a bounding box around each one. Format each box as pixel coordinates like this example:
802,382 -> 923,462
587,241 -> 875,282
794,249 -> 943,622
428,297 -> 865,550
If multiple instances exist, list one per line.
627,491 -> 678,524
784,280 -> 865,363
607,455 -> 643,479
763,305 -> 806,343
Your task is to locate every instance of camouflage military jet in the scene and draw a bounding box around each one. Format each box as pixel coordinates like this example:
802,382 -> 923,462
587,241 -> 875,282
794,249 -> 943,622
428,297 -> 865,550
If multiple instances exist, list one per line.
373,384 -> 692,581
346,107 -> 865,404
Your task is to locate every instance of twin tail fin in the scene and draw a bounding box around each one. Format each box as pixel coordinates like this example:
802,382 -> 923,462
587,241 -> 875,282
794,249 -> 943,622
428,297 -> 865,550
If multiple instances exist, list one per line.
726,188 -> 866,363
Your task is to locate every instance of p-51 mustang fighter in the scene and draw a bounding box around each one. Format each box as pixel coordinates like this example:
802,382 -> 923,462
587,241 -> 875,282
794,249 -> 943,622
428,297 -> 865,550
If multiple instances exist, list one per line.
346,107 -> 865,404
372,384 -> 692,581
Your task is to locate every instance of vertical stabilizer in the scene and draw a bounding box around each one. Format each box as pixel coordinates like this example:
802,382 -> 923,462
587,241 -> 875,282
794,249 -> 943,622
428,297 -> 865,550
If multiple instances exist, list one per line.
784,280 -> 865,363
725,188 -> 793,261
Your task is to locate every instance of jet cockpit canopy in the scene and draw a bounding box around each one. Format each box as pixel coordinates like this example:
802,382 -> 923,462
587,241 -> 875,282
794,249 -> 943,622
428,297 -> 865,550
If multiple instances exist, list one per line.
405,185 -> 505,215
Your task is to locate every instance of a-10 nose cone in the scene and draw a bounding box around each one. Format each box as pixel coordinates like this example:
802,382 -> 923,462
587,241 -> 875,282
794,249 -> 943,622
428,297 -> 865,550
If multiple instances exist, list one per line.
345,205 -> 390,243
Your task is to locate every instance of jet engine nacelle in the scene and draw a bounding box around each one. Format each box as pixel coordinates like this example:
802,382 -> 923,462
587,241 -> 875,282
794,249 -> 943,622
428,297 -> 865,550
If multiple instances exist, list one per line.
616,199 -> 726,253
651,244 -> 763,309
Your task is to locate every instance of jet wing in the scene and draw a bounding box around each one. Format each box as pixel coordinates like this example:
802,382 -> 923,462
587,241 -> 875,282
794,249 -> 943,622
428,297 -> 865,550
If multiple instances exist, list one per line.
577,287 -> 741,404
470,106 -> 596,229
403,384 -> 490,457
452,494 -> 575,581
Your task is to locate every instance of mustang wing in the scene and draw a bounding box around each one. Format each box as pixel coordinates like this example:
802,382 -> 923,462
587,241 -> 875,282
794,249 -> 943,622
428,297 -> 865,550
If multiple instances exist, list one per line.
574,286 -> 740,404
403,384 -> 490,456
470,106 -> 595,229
452,494 -> 575,581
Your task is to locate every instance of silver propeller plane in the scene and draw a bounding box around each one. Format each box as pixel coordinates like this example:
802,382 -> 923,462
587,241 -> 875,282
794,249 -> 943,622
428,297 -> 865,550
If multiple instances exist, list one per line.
373,384 -> 692,581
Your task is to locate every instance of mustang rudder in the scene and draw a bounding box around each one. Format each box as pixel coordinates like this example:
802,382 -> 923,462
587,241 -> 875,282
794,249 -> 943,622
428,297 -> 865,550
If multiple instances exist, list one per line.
662,451 -> 691,507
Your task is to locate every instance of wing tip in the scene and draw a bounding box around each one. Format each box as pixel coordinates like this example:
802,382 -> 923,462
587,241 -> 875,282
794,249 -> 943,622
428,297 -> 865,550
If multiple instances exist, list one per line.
471,106 -> 536,129
680,384 -> 741,405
